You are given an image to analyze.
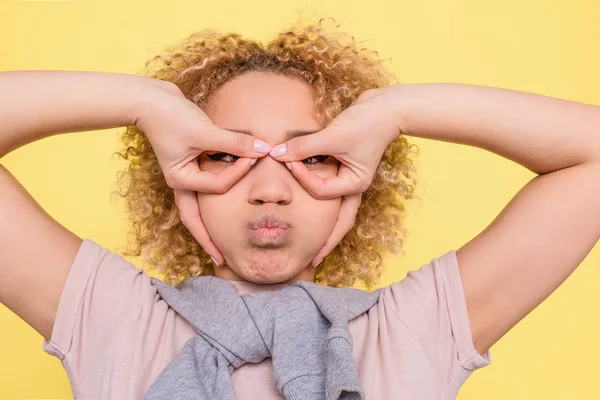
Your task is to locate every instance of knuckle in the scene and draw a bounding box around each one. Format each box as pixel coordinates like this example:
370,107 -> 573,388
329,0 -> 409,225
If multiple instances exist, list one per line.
358,180 -> 370,192
178,213 -> 190,226
179,211 -> 197,228
164,174 -> 176,188
214,181 -> 229,194
312,188 -> 326,199
162,80 -> 183,95
235,134 -> 248,154
289,137 -> 304,156
359,88 -> 378,101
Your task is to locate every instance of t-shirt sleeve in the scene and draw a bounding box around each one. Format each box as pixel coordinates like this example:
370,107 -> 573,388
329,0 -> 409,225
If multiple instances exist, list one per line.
381,250 -> 491,384
42,239 -> 157,373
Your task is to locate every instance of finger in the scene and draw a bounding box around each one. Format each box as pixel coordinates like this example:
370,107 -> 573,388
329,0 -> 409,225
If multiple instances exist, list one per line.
168,157 -> 256,193
174,188 -> 224,264
209,126 -> 273,157
269,128 -> 339,162
310,193 -> 362,267
288,161 -> 365,199
210,156 -> 258,192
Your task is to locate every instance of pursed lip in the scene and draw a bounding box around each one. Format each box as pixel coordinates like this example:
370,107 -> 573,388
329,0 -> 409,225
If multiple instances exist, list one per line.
248,213 -> 292,230
248,213 -> 292,242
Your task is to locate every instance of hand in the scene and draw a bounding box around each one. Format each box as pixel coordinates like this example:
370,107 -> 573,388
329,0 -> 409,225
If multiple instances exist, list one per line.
270,85 -> 403,266
135,82 -> 272,264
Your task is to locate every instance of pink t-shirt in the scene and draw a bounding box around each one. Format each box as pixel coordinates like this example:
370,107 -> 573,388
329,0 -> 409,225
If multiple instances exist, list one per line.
42,239 -> 491,399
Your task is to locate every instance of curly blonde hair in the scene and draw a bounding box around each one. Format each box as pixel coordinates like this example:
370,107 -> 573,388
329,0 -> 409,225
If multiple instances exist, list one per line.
113,18 -> 419,291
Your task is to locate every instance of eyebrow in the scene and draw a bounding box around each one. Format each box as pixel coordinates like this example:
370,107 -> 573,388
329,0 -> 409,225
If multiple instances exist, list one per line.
226,128 -> 319,140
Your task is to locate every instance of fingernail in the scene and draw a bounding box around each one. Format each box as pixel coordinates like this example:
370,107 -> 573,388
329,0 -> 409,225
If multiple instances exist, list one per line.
313,258 -> 323,268
270,144 -> 287,157
253,140 -> 271,154
210,256 -> 220,267
285,162 -> 292,171
250,158 -> 257,166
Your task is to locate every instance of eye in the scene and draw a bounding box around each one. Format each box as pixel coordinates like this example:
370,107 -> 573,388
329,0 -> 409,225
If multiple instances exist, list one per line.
206,152 -> 240,163
302,155 -> 329,165
207,153 -> 330,165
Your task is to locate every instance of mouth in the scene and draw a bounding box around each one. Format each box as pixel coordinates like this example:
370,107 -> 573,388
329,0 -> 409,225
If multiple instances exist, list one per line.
249,226 -> 290,239
248,213 -> 292,243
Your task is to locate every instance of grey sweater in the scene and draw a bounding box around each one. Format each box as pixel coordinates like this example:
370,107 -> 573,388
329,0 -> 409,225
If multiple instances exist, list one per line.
142,275 -> 383,400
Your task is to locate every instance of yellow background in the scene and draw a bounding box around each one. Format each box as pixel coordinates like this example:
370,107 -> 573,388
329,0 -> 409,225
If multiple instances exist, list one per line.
1,0 -> 599,398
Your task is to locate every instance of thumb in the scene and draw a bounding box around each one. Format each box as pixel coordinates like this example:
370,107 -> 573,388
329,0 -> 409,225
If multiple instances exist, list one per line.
208,126 -> 273,157
269,128 -> 339,162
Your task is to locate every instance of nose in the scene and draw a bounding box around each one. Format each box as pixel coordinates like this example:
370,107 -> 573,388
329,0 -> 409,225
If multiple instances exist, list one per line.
247,155 -> 293,206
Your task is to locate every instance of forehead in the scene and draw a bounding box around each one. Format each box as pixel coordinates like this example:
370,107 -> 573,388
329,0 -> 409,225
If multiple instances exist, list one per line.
203,72 -> 323,143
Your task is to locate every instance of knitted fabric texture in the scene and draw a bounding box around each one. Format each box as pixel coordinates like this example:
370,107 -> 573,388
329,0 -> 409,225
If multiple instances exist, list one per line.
142,275 -> 383,400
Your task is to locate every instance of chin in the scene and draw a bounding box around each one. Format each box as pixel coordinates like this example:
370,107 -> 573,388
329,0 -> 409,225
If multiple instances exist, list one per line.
237,262 -> 311,285
241,265 -> 293,284
219,249 -> 315,284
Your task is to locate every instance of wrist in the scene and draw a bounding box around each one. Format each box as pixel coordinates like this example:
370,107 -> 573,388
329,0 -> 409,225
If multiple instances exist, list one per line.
128,77 -> 182,129
380,83 -> 419,136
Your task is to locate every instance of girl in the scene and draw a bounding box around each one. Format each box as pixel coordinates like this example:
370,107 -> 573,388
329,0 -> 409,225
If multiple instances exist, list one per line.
1,21 -> 598,399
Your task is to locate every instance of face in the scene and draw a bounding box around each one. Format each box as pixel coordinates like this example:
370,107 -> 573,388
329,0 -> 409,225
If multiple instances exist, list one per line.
197,71 -> 342,284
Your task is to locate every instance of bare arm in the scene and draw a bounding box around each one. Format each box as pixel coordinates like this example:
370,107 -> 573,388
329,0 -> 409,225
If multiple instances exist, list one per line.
0,70 -> 169,341
399,83 -> 600,175
0,70 -> 174,158
396,83 -> 600,355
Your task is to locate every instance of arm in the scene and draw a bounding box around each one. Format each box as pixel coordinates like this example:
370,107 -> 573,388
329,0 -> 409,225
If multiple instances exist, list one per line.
0,70 -> 174,157
397,83 -> 600,355
0,70 -> 169,341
